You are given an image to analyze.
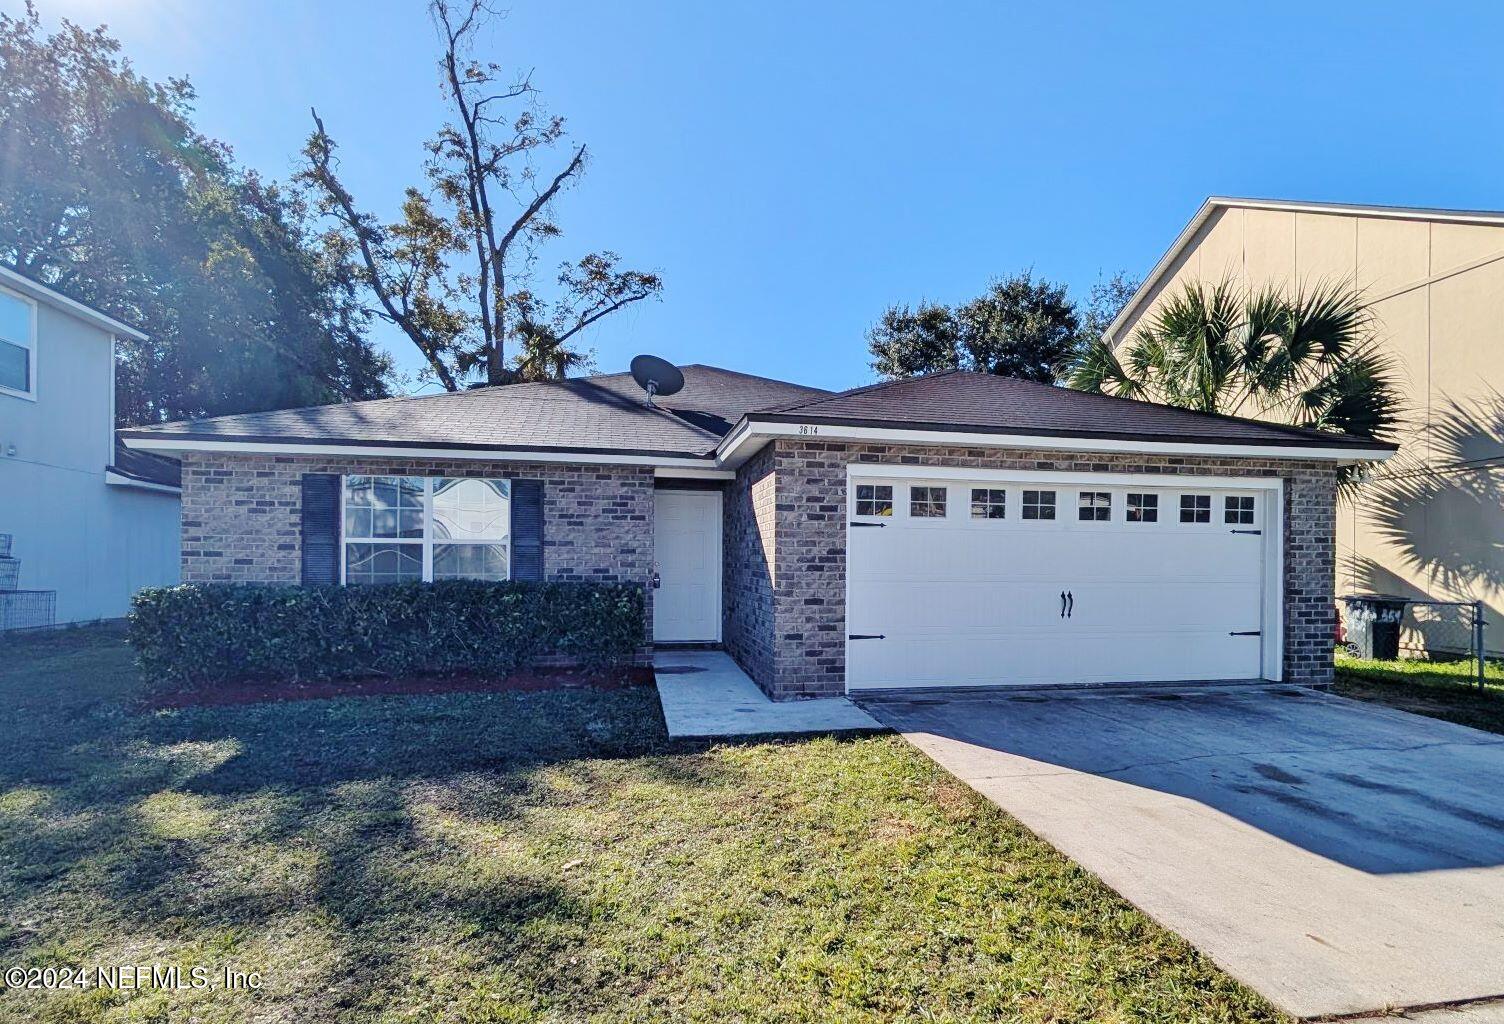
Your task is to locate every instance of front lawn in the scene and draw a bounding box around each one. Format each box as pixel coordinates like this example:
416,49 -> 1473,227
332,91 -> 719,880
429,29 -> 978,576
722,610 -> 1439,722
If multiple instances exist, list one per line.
1334,652 -> 1504,736
0,625 -> 1283,1023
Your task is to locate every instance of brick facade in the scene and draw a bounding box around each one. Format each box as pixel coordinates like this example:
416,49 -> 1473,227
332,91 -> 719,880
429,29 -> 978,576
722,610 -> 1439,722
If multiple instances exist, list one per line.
722,445 -> 776,684
179,453 -> 655,641
725,439 -> 1340,699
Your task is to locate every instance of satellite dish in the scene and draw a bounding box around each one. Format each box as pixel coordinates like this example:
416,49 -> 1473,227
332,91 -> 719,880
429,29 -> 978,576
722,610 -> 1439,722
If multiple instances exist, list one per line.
630,354 -> 684,408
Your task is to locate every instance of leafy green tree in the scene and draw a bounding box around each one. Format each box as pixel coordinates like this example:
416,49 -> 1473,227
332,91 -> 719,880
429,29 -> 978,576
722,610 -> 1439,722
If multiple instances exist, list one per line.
0,5 -> 392,424
1069,278 -> 1402,448
299,0 -> 662,390
868,271 -> 1085,383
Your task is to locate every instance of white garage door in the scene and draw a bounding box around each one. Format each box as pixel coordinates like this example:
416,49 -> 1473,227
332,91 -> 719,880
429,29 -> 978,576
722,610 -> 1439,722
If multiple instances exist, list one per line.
846,476 -> 1273,691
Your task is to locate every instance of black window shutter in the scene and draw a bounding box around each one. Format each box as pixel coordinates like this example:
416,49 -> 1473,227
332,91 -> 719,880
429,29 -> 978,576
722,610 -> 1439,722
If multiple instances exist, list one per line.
510,479 -> 544,581
300,473 -> 341,586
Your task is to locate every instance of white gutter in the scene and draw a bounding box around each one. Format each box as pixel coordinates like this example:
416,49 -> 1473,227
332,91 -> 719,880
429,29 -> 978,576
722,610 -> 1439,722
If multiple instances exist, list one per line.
716,419 -> 1394,467
120,435 -> 720,470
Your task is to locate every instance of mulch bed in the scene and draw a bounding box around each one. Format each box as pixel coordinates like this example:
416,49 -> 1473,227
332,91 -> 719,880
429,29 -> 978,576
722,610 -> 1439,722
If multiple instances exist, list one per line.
148,665 -> 656,710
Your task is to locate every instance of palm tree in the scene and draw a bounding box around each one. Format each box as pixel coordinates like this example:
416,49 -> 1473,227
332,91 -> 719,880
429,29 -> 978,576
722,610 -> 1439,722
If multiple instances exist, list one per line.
1069,279 -> 1403,457
512,323 -> 594,382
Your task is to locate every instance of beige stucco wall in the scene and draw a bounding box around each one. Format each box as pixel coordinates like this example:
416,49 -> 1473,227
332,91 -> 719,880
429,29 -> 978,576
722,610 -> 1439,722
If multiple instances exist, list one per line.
1114,205 -> 1504,653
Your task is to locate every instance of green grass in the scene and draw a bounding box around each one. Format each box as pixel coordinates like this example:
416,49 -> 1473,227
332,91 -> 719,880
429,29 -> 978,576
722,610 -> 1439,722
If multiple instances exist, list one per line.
0,624 -> 1285,1023
1334,651 -> 1504,735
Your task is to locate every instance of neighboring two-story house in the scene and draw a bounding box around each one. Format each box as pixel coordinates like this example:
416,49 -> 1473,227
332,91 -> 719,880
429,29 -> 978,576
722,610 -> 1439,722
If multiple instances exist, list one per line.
0,265 -> 180,627
1105,197 -> 1504,653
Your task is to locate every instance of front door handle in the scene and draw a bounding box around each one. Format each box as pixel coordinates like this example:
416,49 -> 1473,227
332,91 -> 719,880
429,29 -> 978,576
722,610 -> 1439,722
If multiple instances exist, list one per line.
651,571 -> 661,590
1067,591 -> 1074,618
1061,591 -> 1067,618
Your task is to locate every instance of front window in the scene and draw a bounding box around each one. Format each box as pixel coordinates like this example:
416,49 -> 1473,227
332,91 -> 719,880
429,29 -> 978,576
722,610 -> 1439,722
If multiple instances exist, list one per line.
343,476 -> 511,583
0,289 -> 35,396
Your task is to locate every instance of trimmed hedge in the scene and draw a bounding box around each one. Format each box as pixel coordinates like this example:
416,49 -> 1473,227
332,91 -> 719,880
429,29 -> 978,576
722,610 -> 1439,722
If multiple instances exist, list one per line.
128,580 -> 646,689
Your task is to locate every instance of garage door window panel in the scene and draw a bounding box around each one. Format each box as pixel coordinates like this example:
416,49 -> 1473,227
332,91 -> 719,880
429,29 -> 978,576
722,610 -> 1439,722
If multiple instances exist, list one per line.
1180,494 -> 1212,523
854,483 -> 894,518
970,488 -> 1007,519
1126,493 -> 1159,523
1225,495 -> 1256,525
910,486 -> 947,518
1021,490 -> 1056,521
1078,491 -> 1111,521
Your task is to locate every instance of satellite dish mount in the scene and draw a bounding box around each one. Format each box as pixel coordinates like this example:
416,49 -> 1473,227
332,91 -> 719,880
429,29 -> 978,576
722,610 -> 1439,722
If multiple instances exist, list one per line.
630,354 -> 685,409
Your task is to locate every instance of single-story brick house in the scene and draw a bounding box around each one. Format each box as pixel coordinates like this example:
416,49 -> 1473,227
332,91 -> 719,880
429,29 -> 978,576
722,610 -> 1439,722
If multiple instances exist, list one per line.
120,364 -> 1393,699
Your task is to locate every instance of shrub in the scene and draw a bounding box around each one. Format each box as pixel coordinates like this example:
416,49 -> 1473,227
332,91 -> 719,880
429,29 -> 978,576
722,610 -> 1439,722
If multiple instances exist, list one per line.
128,580 -> 646,689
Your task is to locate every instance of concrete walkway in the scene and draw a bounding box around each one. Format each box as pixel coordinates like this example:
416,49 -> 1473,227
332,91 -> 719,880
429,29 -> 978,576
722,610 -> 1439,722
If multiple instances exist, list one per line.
653,650 -> 883,738
864,685 -> 1504,1021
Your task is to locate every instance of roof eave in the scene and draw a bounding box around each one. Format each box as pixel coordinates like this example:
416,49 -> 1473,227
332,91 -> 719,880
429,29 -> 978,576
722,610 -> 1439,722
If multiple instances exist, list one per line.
118,432 -> 721,467
0,265 -> 149,341
716,414 -> 1395,468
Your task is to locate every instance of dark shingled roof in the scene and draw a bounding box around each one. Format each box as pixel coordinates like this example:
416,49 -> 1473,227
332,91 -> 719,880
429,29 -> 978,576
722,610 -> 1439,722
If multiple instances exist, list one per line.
751,370 -> 1394,451
118,365 -> 833,459
118,364 -> 1393,459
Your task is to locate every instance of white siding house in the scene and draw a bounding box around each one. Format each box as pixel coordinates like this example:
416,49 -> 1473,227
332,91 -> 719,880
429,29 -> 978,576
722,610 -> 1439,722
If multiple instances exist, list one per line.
0,266 -> 180,626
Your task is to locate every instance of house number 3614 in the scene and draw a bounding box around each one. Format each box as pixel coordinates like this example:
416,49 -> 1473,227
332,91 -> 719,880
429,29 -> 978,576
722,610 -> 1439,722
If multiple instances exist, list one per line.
797,424 -> 820,435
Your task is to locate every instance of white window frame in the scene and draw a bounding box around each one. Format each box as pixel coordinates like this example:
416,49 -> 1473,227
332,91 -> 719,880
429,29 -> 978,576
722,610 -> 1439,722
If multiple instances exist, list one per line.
0,283 -> 38,401
339,475 -> 513,584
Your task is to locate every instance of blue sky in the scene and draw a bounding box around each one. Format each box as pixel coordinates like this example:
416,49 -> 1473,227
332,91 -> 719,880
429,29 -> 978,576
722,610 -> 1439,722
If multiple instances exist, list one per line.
30,0 -> 1504,393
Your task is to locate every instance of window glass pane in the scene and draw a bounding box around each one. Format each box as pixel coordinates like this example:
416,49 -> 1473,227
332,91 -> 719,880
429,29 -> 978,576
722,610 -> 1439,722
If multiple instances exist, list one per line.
1078,491 -> 1111,521
1224,495 -> 1256,525
0,338 -> 28,393
344,542 -> 422,584
854,484 -> 893,517
1021,489 -> 1056,520
1126,493 -> 1158,523
1179,494 -> 1211,523
0,292 -> 29,348
909,485 -> 947,518
969,488 -> 1006,519
433,478 -> 510,540
433,543 -> 509,580
346,476 -> 425,538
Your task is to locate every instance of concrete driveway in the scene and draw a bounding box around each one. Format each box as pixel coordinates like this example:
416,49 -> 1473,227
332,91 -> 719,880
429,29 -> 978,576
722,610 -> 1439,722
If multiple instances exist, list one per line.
863,685 -> 1504,1020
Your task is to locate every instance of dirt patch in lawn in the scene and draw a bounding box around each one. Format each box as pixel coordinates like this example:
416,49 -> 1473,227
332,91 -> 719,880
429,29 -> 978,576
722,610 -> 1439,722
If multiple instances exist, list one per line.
148,664 -> 655,709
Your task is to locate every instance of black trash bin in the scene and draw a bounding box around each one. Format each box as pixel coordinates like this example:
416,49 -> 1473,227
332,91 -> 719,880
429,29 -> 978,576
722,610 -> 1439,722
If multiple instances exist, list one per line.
1341,594 -> 1409,660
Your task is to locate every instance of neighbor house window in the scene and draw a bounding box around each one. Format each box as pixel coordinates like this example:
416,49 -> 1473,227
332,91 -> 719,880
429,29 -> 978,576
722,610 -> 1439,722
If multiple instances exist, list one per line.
1126,493 -> 1158,522
343,476 -> 511,583
970,488 -> 1007,519
1021,489 -> 1056,520
1078,491 -> 1111,521
0,288 -> 35,397
1179,494 -> 1212,523
909,485 -> 947,518
854,484 -> 893,517
1225,495 -> 1256,525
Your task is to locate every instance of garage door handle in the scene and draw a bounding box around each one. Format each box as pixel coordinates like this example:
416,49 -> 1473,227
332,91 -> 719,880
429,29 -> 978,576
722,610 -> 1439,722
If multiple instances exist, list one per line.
1067,591 -> 1074,618
1231,529 -> 1262,535
850,521 -> 886,528
848,633 -> 885,640
1229,630 -> 1261,636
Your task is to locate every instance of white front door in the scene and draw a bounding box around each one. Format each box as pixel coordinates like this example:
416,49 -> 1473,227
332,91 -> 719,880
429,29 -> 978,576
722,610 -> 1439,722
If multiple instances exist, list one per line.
653,489 -> 722,642
846,476 -> 1272,691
